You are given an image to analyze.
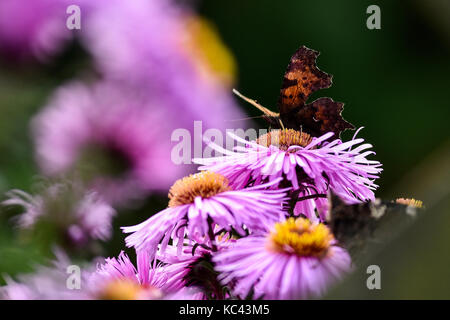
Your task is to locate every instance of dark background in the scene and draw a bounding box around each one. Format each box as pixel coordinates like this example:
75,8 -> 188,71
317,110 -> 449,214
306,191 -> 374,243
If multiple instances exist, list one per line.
0,0 -> 449,298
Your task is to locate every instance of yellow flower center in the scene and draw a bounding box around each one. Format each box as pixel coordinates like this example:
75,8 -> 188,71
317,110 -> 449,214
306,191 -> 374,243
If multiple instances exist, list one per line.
168,171 -> 231,207
268,218 -> 333,257
256,129 -> 313,151
99,279 -> 162,300
395,198 -> 423,208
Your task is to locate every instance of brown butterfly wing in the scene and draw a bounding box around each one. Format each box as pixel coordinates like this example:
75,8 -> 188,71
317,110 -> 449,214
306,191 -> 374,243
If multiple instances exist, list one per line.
278,46 -> 332,115
278,46 -> 354,137
293,98 -> 355,137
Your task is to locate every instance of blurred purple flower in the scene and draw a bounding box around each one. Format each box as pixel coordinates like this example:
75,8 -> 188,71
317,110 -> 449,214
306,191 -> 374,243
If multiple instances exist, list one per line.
0,250 -> 92,300
214,217 -> 352,300
0,0 -> 72,62
81,0 -> 245,130
32,80 -> 196,203
2,181 -> 116,246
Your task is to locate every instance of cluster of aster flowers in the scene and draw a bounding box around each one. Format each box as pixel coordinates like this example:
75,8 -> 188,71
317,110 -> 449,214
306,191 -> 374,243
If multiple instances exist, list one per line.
113,126 -> 382,299
0,0 -> 408,301
1,122 -> 384,300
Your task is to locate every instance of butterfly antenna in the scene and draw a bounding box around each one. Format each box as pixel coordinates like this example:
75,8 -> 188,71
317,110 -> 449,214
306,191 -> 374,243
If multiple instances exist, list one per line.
224,115 -> 269,122
232,89 -> 285,129
232,89 -> 277,117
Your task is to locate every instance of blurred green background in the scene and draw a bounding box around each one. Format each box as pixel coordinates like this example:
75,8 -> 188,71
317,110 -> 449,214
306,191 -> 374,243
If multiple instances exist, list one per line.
0,0 -> 449,298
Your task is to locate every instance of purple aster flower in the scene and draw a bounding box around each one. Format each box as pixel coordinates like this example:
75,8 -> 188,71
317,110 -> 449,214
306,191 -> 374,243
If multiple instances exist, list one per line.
90,250 -> 206,300
0,0 -> 72,62
90,251 -> 164,300
2,180 -> 116,246
195,128 -> 382,220
213,217 -> 352,300
156,233 -> 236,299
123,171 -> 288,258
156,243 -> 207,293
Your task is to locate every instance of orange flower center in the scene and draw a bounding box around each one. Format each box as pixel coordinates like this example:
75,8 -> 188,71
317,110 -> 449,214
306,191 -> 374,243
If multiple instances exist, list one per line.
168,171 -> 231,207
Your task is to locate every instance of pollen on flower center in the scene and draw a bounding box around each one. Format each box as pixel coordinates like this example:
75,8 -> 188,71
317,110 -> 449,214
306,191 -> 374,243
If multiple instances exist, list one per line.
395,198 -> 423,208
268,217 -> 333,257
99,279 -> 161,300
168,171 -> 231,207
256,129 -> 313,150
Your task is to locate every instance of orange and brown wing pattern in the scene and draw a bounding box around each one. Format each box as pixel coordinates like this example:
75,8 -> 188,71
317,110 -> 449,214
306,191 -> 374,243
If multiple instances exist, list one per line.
278,46 -> 332,116
278,46 -> 354,138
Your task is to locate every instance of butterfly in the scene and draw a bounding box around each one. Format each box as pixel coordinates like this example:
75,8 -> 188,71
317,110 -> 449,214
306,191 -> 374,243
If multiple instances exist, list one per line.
326,193 -> 420,262
234,45 -> 354,138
